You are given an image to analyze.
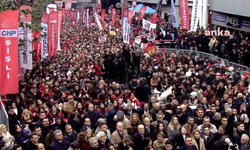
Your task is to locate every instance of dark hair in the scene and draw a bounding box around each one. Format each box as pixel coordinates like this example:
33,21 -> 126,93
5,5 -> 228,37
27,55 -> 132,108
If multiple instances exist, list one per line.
70,141 -> 80,149
237,122 -> 244,127
165,140 -> 172,145
30,132 -> 38,139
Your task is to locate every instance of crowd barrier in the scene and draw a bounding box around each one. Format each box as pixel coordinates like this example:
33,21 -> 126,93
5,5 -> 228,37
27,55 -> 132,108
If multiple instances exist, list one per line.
134,44 -> 250,73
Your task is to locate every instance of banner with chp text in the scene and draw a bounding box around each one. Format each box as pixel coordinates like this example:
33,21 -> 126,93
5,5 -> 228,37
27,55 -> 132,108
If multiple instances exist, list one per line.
94,8 -> 103,31
138,6 -> 147,21
41,13 -> 48,61
111,8 -> 116,26
48,11 -> 59,57
190,0 -> 199,31
32,31 -> 41,62
86,9 -> 89,28
180,0 -> 190,30
18,5 -> 33,70
0,11 -> 19,94
171,0 -> 179,27
57,10 -> 62,51
122,8 -> 129,44
101,9 -> 105,30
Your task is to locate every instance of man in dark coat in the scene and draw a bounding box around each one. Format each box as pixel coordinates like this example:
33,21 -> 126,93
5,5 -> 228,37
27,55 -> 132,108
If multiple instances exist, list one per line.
135,78 -> 151,103
63,124 -> 77,145
213,135 -> 229,150
84,103 -> 100,129
24,132 -> 39,150
49,129 -> 69,150
132,124 -> 150,150
179,136 -> 197,150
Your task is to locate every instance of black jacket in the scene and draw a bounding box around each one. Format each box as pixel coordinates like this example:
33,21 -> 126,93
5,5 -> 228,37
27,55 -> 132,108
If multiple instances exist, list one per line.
49,139 -> 69,150
63,131 -> 78,145
132,132 -> 150,150
179,145 -> 197,150
84,110 -> 100,129
135,82 -> 151,103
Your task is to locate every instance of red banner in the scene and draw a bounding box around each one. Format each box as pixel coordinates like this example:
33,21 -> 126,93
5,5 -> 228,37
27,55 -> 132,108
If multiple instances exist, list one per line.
0,11 -> 19,94
101,9 -> 105,31
145,41 -> 157,55
111,8 -> 116,26
48,11 -> 58,57
32,31 -> 41,62
180,0 -> 190,30
128,10 -> 134,25
138,6 -> 147,21
58,10 -> 62,32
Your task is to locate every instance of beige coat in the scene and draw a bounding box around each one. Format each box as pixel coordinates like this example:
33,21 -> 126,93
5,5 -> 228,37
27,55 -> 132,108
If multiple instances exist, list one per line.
110,130 -> 128,148
191,137 -> 206,150
153,138 -> 168,150
64,100 -> 78,111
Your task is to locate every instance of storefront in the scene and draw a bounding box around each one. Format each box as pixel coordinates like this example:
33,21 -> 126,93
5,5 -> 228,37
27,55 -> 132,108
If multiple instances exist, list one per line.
211,11 -> 250,34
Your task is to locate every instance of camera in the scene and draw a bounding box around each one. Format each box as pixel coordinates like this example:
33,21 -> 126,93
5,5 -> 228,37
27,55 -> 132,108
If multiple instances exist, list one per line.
225,138 -> 237,150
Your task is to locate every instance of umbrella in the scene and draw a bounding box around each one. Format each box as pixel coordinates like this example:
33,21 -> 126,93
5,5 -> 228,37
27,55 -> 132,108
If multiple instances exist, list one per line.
129,4 -> 156,14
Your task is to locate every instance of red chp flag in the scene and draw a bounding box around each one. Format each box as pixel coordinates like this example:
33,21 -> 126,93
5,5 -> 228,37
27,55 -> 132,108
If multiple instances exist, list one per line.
48,11 -> 59,57
32,31 -> 41,62
138,6 -> 147,21
101,9 -> 105,30
180,0 -> 190,30
111,8 -> 116,26
0,11 -> 19,94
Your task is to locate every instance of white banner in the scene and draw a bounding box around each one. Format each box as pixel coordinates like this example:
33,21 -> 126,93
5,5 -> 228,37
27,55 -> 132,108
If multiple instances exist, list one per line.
41,22 -> 48,61
142,19 -> 151,30
190,0 -> 199,31
171,0 -> 179,27
77,11 -> 80,22
123,17 -> 130,44
86,9 -> 89,28
18,24 -> 33,69
94,10 -> 103,31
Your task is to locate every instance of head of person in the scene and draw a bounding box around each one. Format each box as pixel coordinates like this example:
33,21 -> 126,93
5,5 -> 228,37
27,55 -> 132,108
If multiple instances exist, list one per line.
54,130 -> 63,142
184,136 -> 193,148
221,117 -> 228,126
70,141 -> 80,150
157,133 -> 165,143
88,103 -> 95,112
30,132 -> 39,145
203,116 -> 210,126
116,122 -> 124,133
89,137 -> 99,148
143,117 -> 151,127
197,109 -> 204,118
37,143 -> 45,150
95,131 -> 107,143
156,112 -> 164,123
34,126 -> 42,136
138,124 -> 145,135
187,115 -> 194,125
65,124 -> 73,134
42,118 -> 50,127
203,126 -> 210,136
84,118 -> 91,126
165,140 -> 173,150
123,136 -> 132,146
218,125 -> 226,135
192,130 -> 201,140
237,122 -> 245,132
154,103 -> 161,111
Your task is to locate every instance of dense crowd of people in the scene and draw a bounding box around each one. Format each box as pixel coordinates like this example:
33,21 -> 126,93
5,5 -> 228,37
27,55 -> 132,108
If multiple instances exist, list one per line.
1,5 -> 250,150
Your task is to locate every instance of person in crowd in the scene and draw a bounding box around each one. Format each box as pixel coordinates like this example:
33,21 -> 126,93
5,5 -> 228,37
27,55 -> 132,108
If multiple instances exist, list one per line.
37,143 -> 45,150
153,133 -> 168,150
63,124 -> 78,145
14,124 -> 29,146
179,136 -> 197,150
0,125 -> 14,150
68,141 -> 80,150
191,130 -> 206,150
24,132 -> 39,150
110,122 -> 128,148
89,137 -> 100,150
183,115 -> 198,135
197,116 -> 218,134
49,129 -> 69,150
201,126 -> 215,150
132,124 -> 150,150
167,116 -> 181,141
95,131 -> 110,149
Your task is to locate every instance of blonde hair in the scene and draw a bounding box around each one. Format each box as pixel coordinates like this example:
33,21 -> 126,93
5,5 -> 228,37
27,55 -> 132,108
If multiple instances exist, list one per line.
168,116 -> 180,131
22,109 -> 32,121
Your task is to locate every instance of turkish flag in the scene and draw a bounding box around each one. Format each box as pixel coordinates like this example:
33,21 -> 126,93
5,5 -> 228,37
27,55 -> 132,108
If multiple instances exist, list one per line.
0,11 -> 19,94
48,11 -> 59,57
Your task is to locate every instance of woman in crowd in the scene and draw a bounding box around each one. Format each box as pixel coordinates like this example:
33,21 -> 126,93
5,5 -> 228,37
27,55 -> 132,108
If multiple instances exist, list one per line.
172,126 -> 189,150
20,109 -> 33,124
95,131 -> 110,149
14,125 -> 29,146
0,124 -> 15,150
191,130 -> 206,150
167,116 -> 181,141
155,122 -> 168,138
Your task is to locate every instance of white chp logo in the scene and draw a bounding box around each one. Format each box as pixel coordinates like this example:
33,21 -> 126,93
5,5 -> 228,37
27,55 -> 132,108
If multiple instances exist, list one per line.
50,20 -> 57,23
5,40 -> 11,46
